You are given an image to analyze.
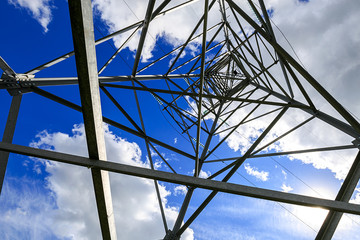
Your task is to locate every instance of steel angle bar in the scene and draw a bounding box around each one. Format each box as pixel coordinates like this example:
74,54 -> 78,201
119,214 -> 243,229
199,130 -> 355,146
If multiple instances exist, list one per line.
254,34 -> 265,66
68,0 -> 116,238
26,0 -> 199,75
21,74 -> 201,88
105,117 -> 197,160
231,106 -> 288,172
214,96 -> 269,135
99,74 -> 200,81
1,142 -> 360,215
246,0 -> 267,29
132,0 -> 156,76
0,95 -> 22,194
203,157 -> 238,163
194,0 -> 209,177
218,0 -> 231,52
26,21 -> 142,75
250,145 -> 357,159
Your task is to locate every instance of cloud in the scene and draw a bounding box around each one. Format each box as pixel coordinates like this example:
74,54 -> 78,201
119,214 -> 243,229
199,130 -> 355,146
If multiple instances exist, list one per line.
191,169 -> 211,179
174,185 -> 188,196
265,0 -> 360,120
27,124 -> 194,239
8,0 -> 53,32
281,183 -> 293,193
0,177 -> 56,239
244,163 -> 269,181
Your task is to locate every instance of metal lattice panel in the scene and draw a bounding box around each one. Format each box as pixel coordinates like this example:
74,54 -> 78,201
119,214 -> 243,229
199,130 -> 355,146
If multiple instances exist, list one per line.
1,0 -> 360,239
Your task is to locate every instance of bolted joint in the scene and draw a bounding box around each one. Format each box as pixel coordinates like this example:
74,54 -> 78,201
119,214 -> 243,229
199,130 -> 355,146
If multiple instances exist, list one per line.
1,72 -> 35,96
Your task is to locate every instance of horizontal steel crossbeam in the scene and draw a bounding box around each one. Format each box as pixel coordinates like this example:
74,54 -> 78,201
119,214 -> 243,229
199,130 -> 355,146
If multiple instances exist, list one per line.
1,141 -> 360,216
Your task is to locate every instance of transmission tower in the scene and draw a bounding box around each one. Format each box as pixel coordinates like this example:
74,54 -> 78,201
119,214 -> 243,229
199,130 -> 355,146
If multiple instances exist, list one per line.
1,0 -> 360,239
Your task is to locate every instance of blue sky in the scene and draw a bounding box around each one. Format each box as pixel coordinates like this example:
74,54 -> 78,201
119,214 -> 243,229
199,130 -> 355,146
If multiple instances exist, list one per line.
1,0 -> 360,239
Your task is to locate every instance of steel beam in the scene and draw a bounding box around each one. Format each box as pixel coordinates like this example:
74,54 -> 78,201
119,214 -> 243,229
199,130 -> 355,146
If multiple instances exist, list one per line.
131,0 -> 156,76
0,95 -> 22,194
1,142 -> 360,216
68,0 -> 117,239
3,74 -> 201,88
195,0 -> 209,177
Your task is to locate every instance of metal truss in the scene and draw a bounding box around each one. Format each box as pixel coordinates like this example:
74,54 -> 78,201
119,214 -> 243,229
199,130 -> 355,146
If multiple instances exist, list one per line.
1,0 -> 360,239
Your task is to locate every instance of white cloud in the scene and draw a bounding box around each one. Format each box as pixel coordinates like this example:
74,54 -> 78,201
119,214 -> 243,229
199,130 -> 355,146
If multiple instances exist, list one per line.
191,169 -> 211,179
27,124 -> 194,240
8,0 -> 52,32
350,192 -> 360,205
244,163 -> 269,181
174,137 -> 178,144
150,148 -> 158,157
0,177 -> 56,239
174,185 -> 188,196
281,183 -> 293,193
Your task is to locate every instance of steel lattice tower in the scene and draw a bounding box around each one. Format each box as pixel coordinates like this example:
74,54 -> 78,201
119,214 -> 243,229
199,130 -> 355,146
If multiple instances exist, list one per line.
1,0 -> 360,239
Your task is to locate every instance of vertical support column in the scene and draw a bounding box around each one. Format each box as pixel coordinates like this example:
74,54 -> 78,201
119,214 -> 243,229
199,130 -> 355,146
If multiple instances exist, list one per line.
0,95 -> 22,194
195,0 -> 209,177
68,0 -> 117,239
